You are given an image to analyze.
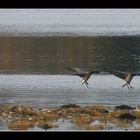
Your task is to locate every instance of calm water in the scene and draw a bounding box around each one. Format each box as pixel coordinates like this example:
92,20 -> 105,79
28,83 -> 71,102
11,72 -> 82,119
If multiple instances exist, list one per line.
0,9 -> 140,108
0,74 -> 140,108
0,36 -> 139,107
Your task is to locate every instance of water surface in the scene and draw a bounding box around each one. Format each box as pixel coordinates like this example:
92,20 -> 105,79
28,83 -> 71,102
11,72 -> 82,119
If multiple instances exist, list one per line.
0,36 -> 140,74
0,74 -> 140,108
0,9 -> 140,108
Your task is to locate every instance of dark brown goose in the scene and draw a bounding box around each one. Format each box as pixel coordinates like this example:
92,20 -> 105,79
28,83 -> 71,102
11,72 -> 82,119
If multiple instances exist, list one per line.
67,67 -> 98,88
111,70 -> 140,89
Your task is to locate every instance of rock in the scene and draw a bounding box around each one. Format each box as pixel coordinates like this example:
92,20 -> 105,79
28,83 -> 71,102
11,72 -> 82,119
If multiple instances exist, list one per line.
117,113 -> 136,121
10,105 -> 38,116
100,109 -> 109,114
39,111 -> 60,121
90,120 -> 101,127
132,111 -> 140,118
37,121 -> 55,130
8,119 -> 36,130
22,108 -> 38,116
114,105 -> 135,110
10,105 -> 23,113
60,104 -> 80,109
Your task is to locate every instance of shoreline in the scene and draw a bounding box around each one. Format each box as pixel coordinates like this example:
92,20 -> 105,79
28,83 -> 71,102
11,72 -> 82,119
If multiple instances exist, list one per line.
0,103 -> 140,131
0,34 -> 140,38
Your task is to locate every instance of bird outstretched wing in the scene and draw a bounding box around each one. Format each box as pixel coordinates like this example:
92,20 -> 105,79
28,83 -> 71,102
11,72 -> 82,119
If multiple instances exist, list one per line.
111,70 -> 129,80
67,67 -> 89,74
135,72 -> 140,76
67,67 -> 99,74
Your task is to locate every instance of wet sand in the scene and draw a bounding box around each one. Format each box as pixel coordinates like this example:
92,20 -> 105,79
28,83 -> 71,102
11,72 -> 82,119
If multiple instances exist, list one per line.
0,104 -> 140,131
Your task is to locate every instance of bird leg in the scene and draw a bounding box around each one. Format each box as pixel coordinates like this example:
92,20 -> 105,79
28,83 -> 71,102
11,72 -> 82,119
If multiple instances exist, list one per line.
85,82 -> 89,88
122,82 -> 130,90
81,80 -> 89,88
81,79 -> 85,85
129,84 -> 133,89
127,84 -> 131,90
86,82 -> 89,85
122,82 -> 134,90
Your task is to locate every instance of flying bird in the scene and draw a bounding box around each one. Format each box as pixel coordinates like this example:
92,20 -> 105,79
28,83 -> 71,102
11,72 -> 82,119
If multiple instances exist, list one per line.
111,70 -> 140,89
67,67 -> 98,88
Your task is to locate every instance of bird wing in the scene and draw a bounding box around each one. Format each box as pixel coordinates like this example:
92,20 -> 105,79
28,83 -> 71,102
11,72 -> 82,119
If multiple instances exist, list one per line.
111,70 -> 129,80
67,67 -> 99,79
67,67 -> 89,74
90,70 -> 100,74
135,72 -> 140,76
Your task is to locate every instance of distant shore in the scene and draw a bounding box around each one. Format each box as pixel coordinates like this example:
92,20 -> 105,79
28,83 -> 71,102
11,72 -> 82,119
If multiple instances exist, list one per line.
1,33 -> 140,37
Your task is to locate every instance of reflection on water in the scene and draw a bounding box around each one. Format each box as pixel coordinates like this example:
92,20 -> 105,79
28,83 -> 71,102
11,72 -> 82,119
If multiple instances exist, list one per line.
0,36 -> 139,107
0,36 -> 140,74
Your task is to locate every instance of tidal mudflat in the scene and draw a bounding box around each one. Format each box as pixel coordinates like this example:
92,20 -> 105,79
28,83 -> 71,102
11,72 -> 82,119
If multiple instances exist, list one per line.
0,74 -> 140,131
0,104 -> 140,131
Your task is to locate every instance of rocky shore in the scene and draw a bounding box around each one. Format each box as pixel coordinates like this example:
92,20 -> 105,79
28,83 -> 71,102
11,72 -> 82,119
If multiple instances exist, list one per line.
0,104 -> 140,131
